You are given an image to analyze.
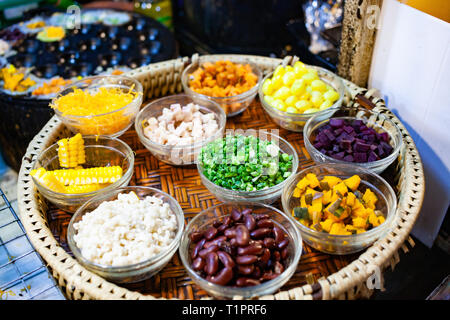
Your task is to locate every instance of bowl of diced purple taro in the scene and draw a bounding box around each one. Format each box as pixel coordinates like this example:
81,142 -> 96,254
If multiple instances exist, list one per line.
303,106 -> 402,174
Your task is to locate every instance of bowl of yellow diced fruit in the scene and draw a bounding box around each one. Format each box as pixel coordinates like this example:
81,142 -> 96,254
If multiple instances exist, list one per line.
258,61 -> 345,132
30,133 -> 134,212
281,163 -> 397,254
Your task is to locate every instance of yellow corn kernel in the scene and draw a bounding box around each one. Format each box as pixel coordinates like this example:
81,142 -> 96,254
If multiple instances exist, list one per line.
31,170 -> 66,193
30,167 -> 46,179
51,166 -> 123,185
57,133 -> 86,168
65,183 -> 110,194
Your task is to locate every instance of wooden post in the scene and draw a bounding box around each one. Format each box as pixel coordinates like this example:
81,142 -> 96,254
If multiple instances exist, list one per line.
337,0 -> 383,87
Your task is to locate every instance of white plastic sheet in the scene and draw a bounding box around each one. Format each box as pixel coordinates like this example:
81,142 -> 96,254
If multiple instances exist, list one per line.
369,0 -> 450,247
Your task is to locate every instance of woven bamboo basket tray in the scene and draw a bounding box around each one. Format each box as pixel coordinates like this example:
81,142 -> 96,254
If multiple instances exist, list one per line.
16,54 -> 424,300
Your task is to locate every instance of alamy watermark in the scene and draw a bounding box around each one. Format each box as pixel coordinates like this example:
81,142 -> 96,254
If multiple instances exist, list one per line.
366,5 -> 382,30
64,5 -> 81,30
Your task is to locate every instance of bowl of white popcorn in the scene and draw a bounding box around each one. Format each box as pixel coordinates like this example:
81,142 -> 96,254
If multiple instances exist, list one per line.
67,186 -> 184,284
135,94 -> 227,165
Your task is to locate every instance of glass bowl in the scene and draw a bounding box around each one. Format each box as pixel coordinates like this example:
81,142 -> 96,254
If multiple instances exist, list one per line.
304,106 -> 403,174
52,75 -> 143,137
31,135 -> 134,213
197,132 -> 299,204
181,59 -> 262,117
281,163 -> 397,255
67,186 -> 185,284
179,202 -> 302,299
258,65 -> 345,132
135,94 -> 226,166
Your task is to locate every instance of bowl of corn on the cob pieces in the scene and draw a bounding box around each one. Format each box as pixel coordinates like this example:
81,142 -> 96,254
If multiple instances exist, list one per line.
30,133 -> 134,212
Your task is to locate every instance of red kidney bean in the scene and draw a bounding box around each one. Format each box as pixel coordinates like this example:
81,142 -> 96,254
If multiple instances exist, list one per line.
237,264 -> 254,275
273,226 -> 285,244
244,213 -> 256,231
250,228 -> 272,239
208,267 -> 233,286
231,209 -> 242,221
214,238 -> 226,247
260,248 -> 271,265
190,208 -> 291,288
277,238 -> 289,250
236,277 -> 260,287
190,231 -> 203,243
253,213 -> 270,221
217,223 -> 228,234
263,237 -> 276,249
224,227 -> 236,238
204,236 -> 227,249
281,247 -> 288,260
192,257 -> 205,271
274,261 -> 284,274
223,215 -> 232,226
217,251 -> 235,269
257,219 -> 274,229
191,238 -> 206,259
237,243 -> 263,256
235,225 -> 250,246
219,240 -> 233,253
204,226 -> 218,240
198,244 -> 219,258
205,252 -> 219,275
236,255 -> 258,265
261,271 -> 278,281
272,250 -> 281,261
252,266 -> 261,279
254,239 -> 264,245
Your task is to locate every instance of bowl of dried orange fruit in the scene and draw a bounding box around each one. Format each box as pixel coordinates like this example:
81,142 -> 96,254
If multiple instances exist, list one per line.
181,58 -> 262,117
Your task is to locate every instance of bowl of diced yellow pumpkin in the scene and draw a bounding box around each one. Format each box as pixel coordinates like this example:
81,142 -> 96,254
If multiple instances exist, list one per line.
281,163 -> 397,255
258,61 -> 345,132
30,133 -> 134,213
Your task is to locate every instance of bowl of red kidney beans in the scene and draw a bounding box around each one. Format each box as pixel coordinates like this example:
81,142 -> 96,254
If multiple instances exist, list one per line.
304,106 -> 402,174
179,203 -> 302,299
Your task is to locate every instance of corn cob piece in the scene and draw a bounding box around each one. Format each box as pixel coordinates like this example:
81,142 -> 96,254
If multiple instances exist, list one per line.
65,183 -> 110,194
30,167 -> 46,179
30,168 -> 66,193
51,166 -> 123,185
57,133 -> 86,168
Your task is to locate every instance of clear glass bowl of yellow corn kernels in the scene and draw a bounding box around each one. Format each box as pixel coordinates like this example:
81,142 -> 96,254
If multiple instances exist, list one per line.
30,135 -> 134,213
258,61 -> 345,132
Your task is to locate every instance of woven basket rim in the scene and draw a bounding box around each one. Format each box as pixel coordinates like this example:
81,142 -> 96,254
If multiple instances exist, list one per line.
16,54 -> 425,300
